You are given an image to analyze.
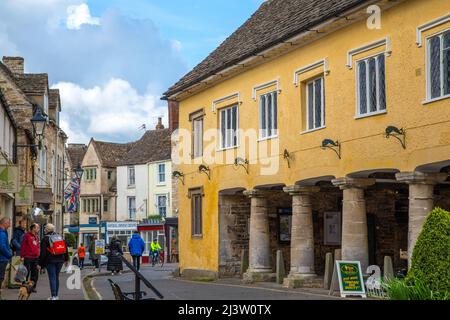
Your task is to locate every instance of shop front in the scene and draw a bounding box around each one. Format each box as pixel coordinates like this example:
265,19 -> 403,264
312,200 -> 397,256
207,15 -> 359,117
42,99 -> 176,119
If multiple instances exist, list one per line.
106,221 -> 138,253
138,221 -> 165,264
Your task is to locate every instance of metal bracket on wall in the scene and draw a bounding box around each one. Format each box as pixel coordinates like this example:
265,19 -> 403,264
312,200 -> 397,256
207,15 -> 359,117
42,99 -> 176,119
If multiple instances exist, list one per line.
321,139 -> 341,159
385,126 -> 406,149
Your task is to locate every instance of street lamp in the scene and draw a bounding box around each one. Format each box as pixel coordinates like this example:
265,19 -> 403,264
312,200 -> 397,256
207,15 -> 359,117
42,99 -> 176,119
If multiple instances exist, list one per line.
74,164 -> 84,180
30,106 -> 47,139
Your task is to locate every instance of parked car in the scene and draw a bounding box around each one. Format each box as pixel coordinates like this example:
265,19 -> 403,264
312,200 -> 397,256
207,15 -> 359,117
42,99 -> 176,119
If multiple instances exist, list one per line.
72,252 -> 108,266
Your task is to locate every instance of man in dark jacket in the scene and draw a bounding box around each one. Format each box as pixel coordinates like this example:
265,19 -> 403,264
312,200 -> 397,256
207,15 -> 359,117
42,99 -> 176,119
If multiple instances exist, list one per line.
38,224 -> 69,300
11,219 -> 26,256
21,223 -> 40,291
128,231 -> 145,271
0,217 -> 13,300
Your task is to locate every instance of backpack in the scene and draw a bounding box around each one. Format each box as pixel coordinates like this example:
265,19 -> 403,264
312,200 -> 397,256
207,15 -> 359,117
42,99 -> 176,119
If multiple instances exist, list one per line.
47,234 -> 67,255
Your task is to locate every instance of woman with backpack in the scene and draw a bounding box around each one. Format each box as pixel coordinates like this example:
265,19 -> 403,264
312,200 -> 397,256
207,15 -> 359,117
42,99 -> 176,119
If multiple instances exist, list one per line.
38,224 -> 69,300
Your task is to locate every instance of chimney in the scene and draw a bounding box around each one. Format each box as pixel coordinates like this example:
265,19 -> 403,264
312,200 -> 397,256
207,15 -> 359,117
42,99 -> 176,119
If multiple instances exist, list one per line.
168,100 -> 179,132
155,117 -> 165,130
2,56 -> 24,74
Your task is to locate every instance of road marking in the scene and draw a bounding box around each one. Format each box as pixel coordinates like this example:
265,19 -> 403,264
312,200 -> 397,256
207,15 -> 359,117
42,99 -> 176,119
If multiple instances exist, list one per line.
90,278 -> 103,300
171,278 -> 343,299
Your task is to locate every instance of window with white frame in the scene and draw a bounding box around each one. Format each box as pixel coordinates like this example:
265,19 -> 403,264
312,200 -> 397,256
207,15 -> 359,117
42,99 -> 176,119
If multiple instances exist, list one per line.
128,166 -> 135,186
219,105 -> 238,149
356,54 -> 386,116
193,116 -> 203,158
259,91 -> 278,139
306,77 -> 325,130
157,163 -> 166,184
84,168 -> 97,181
428,30 -> 450,100
128,197 -> 136,220
156,194 -> 167,217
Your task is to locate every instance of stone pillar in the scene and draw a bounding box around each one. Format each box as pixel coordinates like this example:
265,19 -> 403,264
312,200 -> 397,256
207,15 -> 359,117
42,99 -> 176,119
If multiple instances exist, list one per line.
282,185 -> 319,288
332,178 -> 375,272
396,172 -> 447,267
242,189 -> 275,283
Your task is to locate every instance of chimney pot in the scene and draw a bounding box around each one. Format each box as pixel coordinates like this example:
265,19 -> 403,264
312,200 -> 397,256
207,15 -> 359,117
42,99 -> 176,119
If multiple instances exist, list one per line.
2,56 -> 24,74
156,117 -> 165,130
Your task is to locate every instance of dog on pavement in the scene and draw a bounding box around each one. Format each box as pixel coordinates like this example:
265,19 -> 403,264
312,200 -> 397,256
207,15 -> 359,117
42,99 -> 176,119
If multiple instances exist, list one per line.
18,281 -> 35,300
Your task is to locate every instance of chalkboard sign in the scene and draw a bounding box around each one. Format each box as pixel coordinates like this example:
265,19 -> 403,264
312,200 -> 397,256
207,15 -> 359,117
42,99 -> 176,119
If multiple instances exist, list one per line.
336,260 -> 366,298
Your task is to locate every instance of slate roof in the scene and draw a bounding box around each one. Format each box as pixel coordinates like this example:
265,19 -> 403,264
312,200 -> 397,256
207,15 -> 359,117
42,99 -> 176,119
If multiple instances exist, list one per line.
163,0 -> 372,98
14,73 -> 49,95
120,128 -> 171,166
66,144 -> 88,168
92,140 -> 137,168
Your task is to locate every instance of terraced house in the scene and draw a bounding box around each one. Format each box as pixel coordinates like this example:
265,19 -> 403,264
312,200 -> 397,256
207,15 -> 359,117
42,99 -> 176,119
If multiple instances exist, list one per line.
0,56 -> 67,233
163,0 -> 450,286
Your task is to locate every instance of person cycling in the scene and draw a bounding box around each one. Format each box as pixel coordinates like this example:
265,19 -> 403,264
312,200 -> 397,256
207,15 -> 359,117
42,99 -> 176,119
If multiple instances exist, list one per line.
150,239 -> 162,266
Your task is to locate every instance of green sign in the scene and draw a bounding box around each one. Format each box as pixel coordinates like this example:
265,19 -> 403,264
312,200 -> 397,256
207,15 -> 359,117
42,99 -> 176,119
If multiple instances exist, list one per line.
0,165 -> 18,193
336,260 -> 366,298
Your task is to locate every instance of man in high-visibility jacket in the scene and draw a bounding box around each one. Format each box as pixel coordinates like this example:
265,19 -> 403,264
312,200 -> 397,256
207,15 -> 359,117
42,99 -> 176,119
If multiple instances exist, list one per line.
150,239 -> 162,266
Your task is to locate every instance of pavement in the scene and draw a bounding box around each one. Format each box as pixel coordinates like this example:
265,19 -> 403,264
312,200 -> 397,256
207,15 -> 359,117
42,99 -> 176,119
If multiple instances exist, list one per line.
1,264 -> 105,300
91,264 -> 342,300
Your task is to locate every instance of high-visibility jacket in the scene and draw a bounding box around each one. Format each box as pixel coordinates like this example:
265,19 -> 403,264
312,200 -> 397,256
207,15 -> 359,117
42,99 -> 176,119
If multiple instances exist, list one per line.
151,242 -> 161,252
78,246 -> 86,258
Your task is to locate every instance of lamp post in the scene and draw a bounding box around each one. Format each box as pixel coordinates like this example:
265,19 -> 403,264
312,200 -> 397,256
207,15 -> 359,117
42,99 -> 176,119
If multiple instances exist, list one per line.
74,164 -> 83,244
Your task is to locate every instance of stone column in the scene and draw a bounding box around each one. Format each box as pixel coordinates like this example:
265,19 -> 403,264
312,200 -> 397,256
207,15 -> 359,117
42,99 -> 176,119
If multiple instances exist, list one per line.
396,172 -> 447,267
282,185 -> 319,288
332,178 -> 375,272
242,189 -> 275,283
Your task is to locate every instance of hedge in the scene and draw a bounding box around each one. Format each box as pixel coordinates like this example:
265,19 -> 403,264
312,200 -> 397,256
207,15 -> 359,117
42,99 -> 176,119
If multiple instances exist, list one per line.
406,207 -> 450,293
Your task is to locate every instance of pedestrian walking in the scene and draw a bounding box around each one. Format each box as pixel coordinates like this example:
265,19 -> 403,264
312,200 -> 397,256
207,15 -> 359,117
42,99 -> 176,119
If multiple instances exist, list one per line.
77,243 -> 86,270
11,219 -> 26,256
38,224 -> 69,300
107,236 -> 123,275
128,231 -> 145,271
20,223 -> 40,292
88,236 -> 99,272
0,217 -> 13,300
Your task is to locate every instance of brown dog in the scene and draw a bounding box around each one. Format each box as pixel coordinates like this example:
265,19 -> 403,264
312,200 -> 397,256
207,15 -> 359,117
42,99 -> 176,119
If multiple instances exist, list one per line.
18,281 -> 35,300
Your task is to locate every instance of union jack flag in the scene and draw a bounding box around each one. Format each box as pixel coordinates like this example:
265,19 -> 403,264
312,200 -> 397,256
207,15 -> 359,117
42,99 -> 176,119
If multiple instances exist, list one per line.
64,178 -> 80,212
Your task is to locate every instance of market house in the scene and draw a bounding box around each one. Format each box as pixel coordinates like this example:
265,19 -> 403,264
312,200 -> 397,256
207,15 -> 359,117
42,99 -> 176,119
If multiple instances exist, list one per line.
163,0 -> 450,286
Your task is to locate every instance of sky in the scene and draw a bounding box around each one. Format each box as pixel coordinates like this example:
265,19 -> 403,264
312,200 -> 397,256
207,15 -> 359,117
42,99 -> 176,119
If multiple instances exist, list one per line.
0,0 -> 264,143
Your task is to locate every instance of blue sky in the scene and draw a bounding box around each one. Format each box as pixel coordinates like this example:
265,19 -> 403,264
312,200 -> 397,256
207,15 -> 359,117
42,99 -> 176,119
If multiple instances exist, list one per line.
88,0 -> 263,69
0,0 -> 263,143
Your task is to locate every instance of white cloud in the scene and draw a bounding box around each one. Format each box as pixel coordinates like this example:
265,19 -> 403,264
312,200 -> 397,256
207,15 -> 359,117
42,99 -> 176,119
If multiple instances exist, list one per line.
53,78 -> 167,143
0,0 -> 187,143
66,3 -> 100,30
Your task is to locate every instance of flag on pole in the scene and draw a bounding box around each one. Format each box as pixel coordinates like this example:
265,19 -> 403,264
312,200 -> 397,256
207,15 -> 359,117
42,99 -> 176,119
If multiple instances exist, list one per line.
64,178 -> 80,212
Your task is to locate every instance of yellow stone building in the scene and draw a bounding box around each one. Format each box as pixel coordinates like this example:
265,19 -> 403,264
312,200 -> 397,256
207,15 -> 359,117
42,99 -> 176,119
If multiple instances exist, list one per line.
163,0 -> 450,285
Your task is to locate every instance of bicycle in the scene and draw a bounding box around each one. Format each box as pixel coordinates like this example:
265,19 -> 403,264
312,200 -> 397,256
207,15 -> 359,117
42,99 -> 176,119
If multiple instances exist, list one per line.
151,250 -> 164,267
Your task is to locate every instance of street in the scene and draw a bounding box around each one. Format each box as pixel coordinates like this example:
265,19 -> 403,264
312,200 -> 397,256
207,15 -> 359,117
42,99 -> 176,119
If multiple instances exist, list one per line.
91,264 -> 339,300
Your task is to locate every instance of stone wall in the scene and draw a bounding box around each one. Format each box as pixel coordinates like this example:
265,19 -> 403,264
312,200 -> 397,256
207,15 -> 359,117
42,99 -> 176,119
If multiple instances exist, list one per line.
218,194 -> 250,277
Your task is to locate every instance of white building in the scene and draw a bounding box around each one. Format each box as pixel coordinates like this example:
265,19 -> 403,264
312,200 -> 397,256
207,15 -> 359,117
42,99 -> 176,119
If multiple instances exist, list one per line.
117,121 -> 172,223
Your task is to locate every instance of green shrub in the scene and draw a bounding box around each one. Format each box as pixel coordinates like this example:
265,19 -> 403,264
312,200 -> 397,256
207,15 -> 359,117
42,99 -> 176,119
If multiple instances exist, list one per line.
406,207 -> 450,294
384,278 -> 450,300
